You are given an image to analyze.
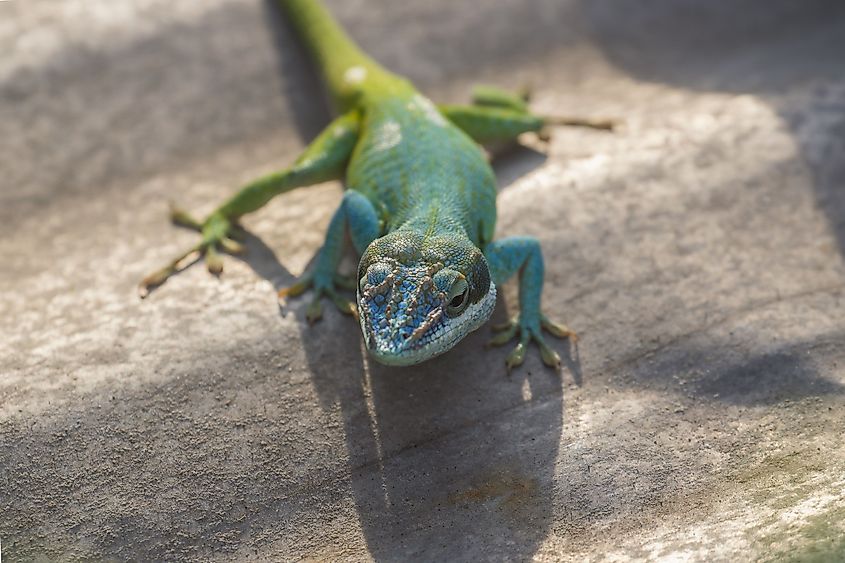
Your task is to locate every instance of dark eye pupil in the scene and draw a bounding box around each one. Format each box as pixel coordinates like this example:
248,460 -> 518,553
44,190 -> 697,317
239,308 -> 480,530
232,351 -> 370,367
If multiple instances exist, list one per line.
450,290 -> 466,308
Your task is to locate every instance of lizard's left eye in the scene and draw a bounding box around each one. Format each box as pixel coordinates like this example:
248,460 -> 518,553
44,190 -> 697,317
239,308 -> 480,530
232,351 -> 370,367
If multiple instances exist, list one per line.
449,290 -> 466,308
446,278 -> 469,315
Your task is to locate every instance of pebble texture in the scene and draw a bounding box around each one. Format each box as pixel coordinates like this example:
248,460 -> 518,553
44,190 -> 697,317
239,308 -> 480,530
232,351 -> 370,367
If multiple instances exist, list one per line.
2,0 -> 844,560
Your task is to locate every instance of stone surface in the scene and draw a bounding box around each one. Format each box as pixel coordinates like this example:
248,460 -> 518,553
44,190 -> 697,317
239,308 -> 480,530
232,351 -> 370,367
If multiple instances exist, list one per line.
2,0 -> 844,561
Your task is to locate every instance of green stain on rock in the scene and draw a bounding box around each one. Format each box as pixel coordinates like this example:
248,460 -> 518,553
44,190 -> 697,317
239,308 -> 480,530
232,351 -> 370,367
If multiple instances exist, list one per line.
759,505 -> 845,563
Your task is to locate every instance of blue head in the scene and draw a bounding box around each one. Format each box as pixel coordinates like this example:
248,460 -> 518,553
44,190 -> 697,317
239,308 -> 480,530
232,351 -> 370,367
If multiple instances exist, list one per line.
357,230 -> 497,365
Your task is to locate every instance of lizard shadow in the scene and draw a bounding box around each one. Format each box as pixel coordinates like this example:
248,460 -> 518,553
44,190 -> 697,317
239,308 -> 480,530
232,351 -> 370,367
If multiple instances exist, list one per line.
223,151 -> 571,559
227,143 -> 571,560
261,0 -> 334,142
490,143 -> 549,194
235,231 -> 298,291
298,298 -> 572,561
233,166 -> 575,561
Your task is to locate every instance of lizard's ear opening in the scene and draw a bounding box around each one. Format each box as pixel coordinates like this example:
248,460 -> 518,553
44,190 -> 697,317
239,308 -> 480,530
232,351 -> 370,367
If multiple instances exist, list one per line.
466,248 -> 491,306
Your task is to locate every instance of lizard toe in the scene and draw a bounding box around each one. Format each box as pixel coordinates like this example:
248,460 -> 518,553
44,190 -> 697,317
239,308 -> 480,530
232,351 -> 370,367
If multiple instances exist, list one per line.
138,244 -> 202,298
278,272 -> 314,300
205,244 -> 223,275
306,295 -> 324,324
535,332 -> 562,369
541,315 -> 578,341
488,321 -> 518,347
505,341 -> 527,374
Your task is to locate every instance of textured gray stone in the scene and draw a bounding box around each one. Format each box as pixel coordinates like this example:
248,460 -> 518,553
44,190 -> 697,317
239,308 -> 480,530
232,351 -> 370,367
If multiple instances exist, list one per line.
1,0 -> 844,560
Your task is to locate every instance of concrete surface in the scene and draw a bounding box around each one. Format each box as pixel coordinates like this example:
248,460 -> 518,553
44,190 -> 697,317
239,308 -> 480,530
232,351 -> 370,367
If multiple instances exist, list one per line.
2,0 -> 845,560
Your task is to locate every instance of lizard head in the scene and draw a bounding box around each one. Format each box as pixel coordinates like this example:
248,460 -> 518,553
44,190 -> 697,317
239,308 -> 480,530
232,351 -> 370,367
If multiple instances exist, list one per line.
357,231 -> 497,366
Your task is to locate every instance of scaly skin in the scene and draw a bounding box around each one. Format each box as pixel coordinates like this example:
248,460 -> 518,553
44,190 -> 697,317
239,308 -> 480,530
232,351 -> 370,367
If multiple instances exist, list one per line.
139,0 -> 611,369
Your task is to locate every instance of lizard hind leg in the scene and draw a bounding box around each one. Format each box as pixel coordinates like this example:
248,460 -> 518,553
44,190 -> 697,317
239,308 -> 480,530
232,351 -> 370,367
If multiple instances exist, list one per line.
472,84 -> 618,132
138,111 -> 360,299
440,85 -> 618,147
471,84 -> 532,113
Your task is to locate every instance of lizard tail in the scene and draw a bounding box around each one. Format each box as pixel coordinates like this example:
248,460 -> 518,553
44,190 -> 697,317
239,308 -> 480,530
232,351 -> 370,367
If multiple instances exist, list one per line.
278,0 -> 397,111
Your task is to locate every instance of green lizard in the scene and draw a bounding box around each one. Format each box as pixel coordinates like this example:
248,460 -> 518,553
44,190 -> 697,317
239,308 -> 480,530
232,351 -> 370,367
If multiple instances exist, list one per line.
139,0 -> 613,370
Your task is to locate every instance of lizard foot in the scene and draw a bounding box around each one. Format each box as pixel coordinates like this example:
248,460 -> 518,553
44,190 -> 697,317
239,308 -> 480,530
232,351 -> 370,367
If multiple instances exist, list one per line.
278,271 -> 356,324
138,206 -> 245,298
489,314 -> 577,373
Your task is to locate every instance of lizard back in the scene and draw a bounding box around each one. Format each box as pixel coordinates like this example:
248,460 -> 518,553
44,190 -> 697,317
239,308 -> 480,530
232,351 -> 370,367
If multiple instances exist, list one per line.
347,93 -> 497,246
279,0 -> 497,245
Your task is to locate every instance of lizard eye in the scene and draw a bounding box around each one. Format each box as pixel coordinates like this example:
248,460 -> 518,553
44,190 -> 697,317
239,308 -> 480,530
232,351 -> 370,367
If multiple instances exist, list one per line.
446,278 -> 469,315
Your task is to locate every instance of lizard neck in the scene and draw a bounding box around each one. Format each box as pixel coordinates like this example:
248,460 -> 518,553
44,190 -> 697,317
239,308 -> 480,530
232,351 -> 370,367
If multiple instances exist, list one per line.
394,203 -> 473,245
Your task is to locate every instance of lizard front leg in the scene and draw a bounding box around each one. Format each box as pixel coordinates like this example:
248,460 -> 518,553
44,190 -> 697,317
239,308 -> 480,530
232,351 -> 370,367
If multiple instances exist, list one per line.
278,190 -> 381,323
139,111 -> 360,297
484,236 -> 577,372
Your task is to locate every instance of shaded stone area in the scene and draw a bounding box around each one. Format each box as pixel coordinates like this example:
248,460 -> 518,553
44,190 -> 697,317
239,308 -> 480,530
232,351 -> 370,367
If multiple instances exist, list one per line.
1,0 -> 843,560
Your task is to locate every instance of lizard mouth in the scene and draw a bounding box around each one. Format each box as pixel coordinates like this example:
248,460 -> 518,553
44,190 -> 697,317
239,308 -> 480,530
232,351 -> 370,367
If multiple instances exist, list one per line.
358,281 -> 497,366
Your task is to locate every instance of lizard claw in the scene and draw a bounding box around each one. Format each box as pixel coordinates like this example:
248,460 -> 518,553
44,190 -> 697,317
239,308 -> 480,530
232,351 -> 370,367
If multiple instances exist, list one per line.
205,244 -> 224,275
304,288 -> 356,324
279,271 -> 357,323
490,313 -> 573,372
169,204 -> 203,231
488,316 -> 519,346
278,272 -> 314,300
543,115 -> 619,132
505,341 -> 527,373
502,329 -> 560,373
138,210 -> 247,298
306,295 -> 324,324
219,237 -> 245,255
332,273 -> 358,291
328,290 -> 357,318
138,244 -> 202,298
541,314 -> 578,342
537,335 -> 562,369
